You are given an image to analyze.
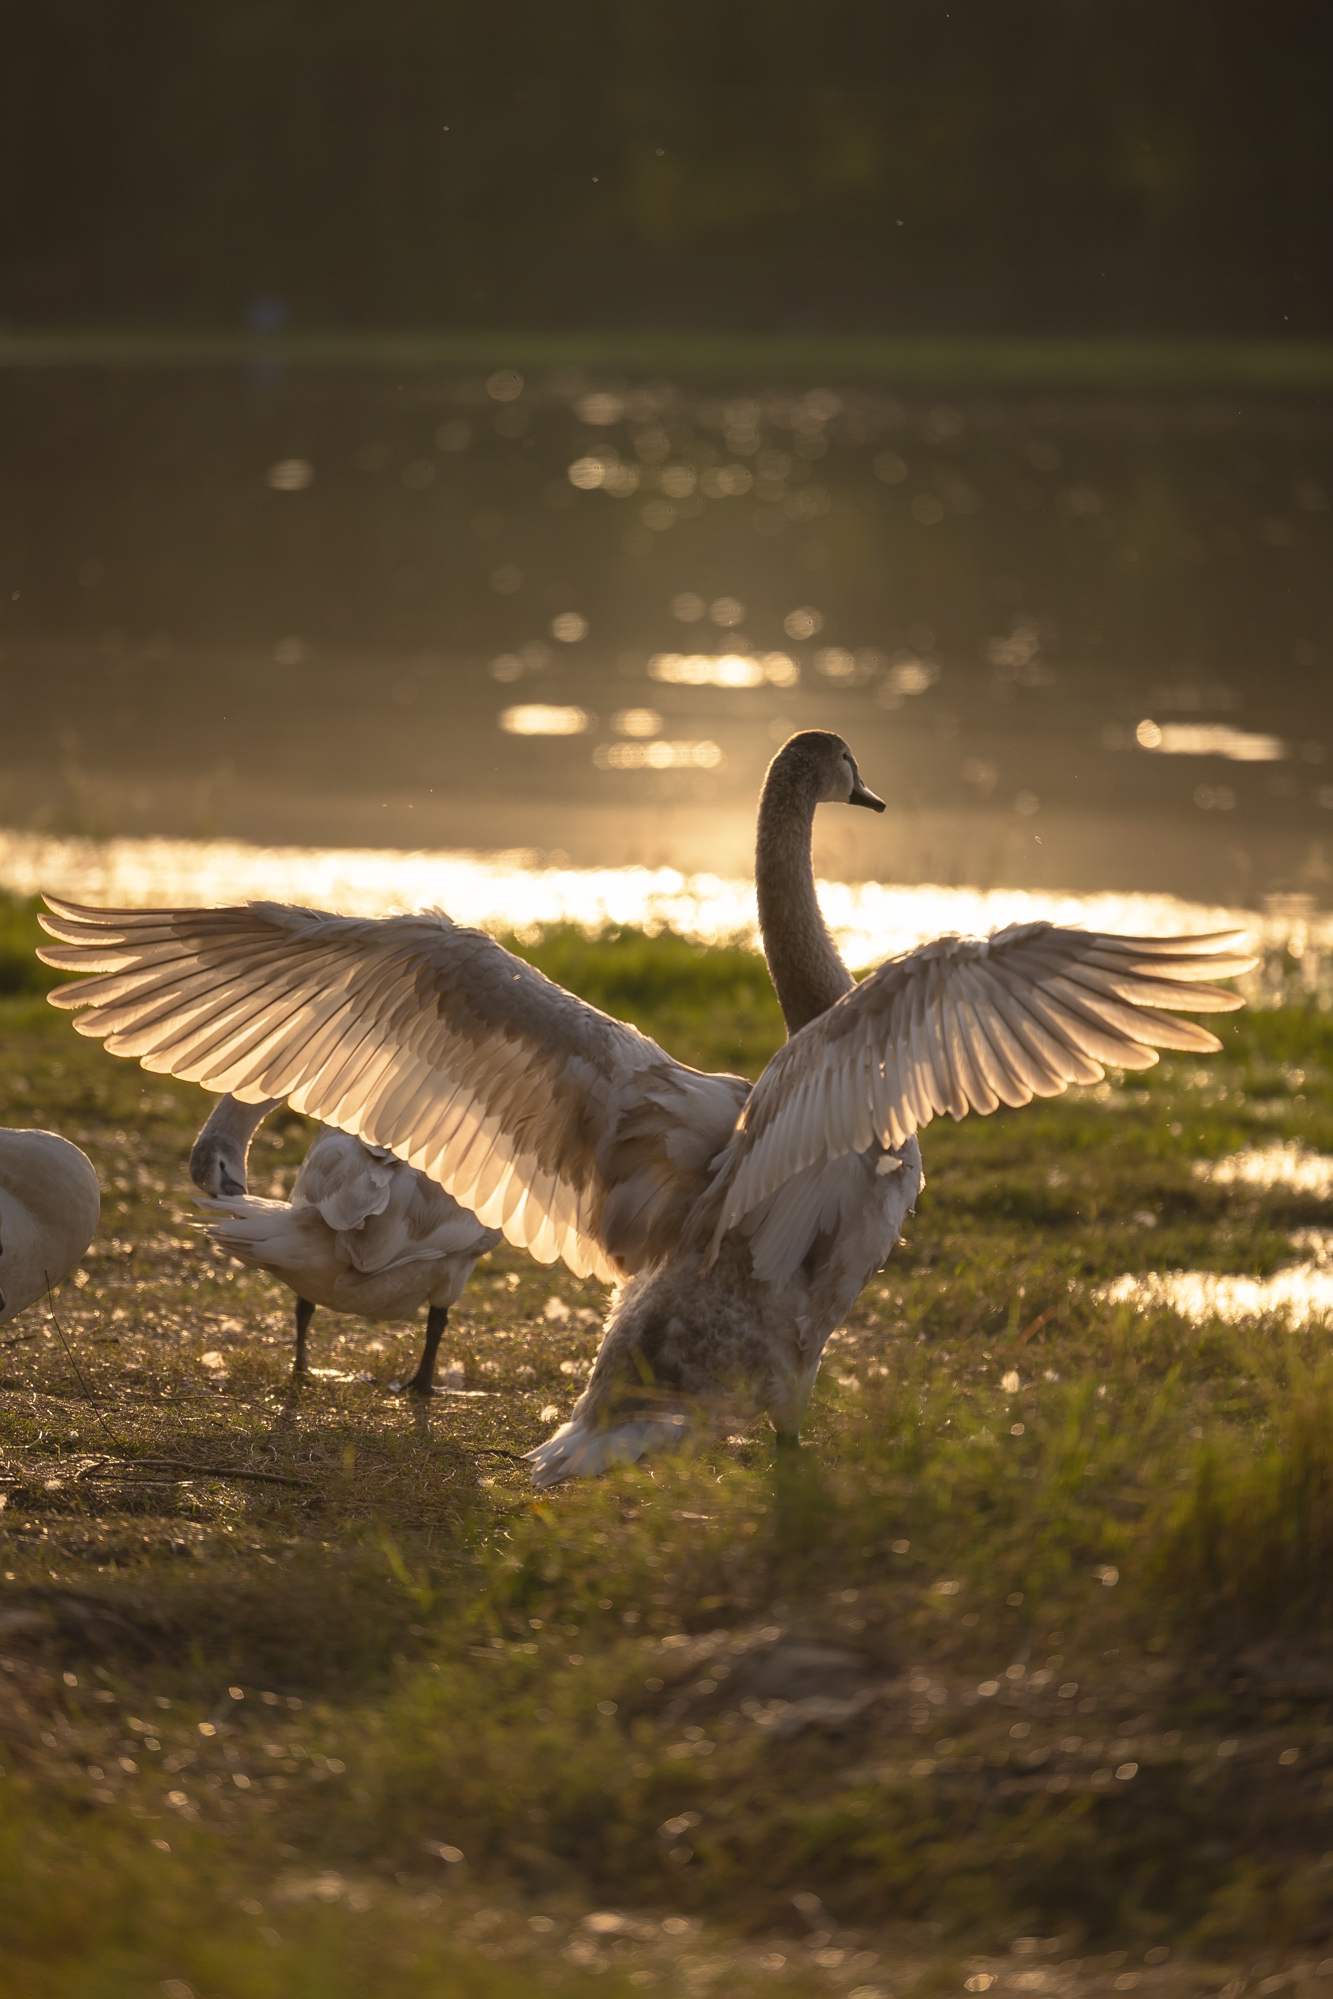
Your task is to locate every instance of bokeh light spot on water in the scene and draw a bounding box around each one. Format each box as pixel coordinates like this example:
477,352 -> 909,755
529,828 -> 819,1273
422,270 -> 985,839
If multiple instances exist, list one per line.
648,652 -> 797,689
574,391 -> 624,425
550,612 -> 589,643
659,464 -> 697,499
815,647 -> 886,688
592,740 -> 723,771
783,605 -> 824,640
885,654 -> 939,698
265,458 -> 313,492
670,592 -> 706,622
708,597 -> 745,627
485,369 -> 524,403
610,709 -> 662,738
600,462 -> 640,497
1138,722 -> 1290,762
498,705 -> 592,737
700,465 -> 753,498
960,757 -> 999,797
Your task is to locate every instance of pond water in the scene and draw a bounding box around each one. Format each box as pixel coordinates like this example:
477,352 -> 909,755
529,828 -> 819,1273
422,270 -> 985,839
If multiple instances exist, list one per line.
2,363 -> 1330,911
4,825 -> 1328,1011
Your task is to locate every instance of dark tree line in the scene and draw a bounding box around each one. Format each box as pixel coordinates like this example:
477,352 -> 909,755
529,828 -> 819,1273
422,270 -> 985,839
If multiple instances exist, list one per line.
3,0 -> 1330,335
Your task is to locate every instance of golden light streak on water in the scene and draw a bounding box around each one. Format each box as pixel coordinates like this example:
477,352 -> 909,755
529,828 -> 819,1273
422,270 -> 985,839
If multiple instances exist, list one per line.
8,827 -> 1330,1004
1102,1264 -> 1333,1327
3,826 -> 1314,986
1194,1143 -> 1333,1199
0,826 -> 1282,968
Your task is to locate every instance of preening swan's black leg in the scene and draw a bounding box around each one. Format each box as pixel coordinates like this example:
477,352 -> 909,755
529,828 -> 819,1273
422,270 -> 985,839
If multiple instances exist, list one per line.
393,1304 -> 449,1398
773,1430 -> 802,1453
293,1297 -> 315,1380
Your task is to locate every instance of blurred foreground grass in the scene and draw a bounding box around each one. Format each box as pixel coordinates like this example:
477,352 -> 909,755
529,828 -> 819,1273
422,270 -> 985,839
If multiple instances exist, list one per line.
3,894 -> 1333,1994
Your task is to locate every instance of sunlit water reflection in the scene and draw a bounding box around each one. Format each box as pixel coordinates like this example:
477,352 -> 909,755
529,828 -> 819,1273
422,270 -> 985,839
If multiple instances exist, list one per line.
1102,1146 -> 1333,1327
3,366 -> 1330,908
5,826 -> 1327,1003
1194,1142 -> 1333,1199
1102,1261 -> 1333,1327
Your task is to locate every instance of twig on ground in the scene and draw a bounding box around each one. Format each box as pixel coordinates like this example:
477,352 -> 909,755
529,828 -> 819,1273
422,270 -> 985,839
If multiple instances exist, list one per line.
1013,1306 -> 1057,1351
75,1454 -> 314,1490
43,1275 -> 126,1447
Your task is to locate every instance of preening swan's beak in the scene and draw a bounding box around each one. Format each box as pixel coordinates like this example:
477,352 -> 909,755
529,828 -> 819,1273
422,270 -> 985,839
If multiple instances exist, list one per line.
848,772 -> 886,812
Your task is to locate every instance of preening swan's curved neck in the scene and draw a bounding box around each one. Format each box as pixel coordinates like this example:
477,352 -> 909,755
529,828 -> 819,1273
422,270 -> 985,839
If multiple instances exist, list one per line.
755,758 -> 853,1036
189,1092 -> 280,1196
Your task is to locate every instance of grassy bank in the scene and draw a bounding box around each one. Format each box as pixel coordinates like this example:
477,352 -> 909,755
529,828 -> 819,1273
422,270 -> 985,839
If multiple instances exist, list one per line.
3,897 -> 1333,1994
3,328 -> 1333,391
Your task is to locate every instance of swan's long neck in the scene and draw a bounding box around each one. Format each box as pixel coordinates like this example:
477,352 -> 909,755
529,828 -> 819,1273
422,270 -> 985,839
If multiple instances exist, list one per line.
189,1093 -> 281,1196
755,763 -> 853,1036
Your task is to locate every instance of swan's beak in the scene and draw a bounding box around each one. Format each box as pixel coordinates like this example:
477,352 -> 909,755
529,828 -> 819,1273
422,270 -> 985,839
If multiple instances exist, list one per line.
848,771 -> 885,812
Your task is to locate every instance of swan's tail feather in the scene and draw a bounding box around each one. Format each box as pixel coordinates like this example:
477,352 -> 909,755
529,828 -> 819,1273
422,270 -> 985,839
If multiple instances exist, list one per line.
526,1412 -> 689,1487
194,1193 -> 313,1267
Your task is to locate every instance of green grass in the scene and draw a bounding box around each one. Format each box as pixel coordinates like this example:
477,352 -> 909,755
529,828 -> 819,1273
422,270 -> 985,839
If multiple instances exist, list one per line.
4,891 -> 1333,1992
4,327 -> 1333,390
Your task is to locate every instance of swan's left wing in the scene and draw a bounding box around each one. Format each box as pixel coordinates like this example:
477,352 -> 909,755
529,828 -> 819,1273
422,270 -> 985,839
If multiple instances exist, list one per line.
706,922 -> 1254,1252
38,897 -> 748,1284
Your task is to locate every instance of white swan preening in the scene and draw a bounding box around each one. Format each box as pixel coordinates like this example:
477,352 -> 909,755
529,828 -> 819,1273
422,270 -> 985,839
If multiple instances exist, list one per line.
0,1128 -> 101,1324
37,731 -> 1253,1482
189,1095 -> 501,1393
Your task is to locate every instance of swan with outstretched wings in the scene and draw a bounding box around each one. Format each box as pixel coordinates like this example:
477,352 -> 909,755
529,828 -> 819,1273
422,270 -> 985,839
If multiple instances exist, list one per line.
38,732 -> 1252,1481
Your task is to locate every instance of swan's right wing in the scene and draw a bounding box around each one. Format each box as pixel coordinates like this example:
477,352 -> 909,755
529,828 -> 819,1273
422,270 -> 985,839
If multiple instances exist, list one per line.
705,921 -> 1255,1253
39,898 -> 749,1283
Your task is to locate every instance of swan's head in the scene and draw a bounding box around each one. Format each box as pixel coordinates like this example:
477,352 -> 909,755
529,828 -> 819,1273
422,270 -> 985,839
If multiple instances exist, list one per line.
767,730 -> 885,812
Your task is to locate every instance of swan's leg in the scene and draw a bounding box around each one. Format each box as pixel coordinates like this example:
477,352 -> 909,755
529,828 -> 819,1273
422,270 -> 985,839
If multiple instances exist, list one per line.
773,1430 -> 802,1452
293,1297 -> 316,1380
392,1304 -> 449,1398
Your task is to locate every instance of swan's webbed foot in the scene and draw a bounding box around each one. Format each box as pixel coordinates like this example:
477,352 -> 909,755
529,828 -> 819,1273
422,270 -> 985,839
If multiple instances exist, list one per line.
391,1303 -> 448,1397
292,1296 -> 315,1383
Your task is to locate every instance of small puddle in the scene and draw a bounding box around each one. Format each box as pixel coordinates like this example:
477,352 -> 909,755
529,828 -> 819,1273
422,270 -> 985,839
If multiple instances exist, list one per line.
1105,1146 -> 1333,1324
1193,1143 -> 1333,1199
1102,1264 -> 1333,1326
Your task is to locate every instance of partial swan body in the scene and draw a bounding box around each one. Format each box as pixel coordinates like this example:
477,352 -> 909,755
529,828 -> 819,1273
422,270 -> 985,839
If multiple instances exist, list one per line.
0,1128 -> 100,1323
37,732 -> 1253,1480
189,1095 -> 500,1393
